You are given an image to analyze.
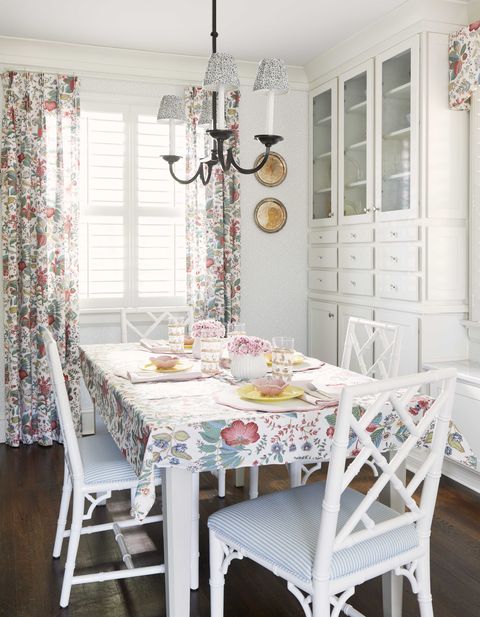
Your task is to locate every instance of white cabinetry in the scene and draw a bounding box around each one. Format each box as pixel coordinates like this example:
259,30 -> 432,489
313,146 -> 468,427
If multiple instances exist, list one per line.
307,31 -> 468,375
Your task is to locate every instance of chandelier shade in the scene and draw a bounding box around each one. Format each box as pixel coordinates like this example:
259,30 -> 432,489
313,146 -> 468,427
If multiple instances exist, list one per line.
254,58 -> 289,94
203,52 -> 240,91
157,95 -> 186,123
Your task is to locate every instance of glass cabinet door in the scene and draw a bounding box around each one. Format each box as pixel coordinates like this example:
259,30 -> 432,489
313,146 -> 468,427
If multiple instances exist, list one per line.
311,80 -> 337,226
339,60 -> 374,225
376,38 -> 419,221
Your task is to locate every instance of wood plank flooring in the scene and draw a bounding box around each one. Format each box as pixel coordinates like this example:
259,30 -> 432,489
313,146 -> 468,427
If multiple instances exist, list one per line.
0,443 -> 479,617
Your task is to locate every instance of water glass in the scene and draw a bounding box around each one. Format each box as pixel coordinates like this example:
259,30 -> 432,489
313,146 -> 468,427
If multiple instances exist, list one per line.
168,321 -> 185,353
200,337 -> 222,374
227,322 -> 246,337
271,336 -> 295,383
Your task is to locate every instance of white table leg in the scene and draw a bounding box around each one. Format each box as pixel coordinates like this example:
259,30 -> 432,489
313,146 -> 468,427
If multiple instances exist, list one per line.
234,468 -> 245,487
190,472 -> 199,591
288,461 -> 303,487
162,468 -> 192,617
381,456 -> 406,617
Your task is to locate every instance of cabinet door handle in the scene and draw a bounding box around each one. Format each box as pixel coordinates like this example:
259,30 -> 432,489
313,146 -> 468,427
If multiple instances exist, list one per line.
328,212 -> 334,218
390,256 -> 399,263
363,207 -> 371,214
328,312 -> 335,318
390,283 -> 398,291
373,206 -> 380,212
390,231 -> 398,238
350,280 -> 357,287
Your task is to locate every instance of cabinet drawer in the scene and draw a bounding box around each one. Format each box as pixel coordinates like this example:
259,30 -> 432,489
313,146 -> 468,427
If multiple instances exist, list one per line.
377,273 -> 420,301
378,245 -> 419,272
339,227 -> 373,243
309,229 -> 337,244
377,225 -> 419,243
308,270 -> 337,293
339,271 -> 374,296
339,245 -> 373,270
308,247 -> 337,268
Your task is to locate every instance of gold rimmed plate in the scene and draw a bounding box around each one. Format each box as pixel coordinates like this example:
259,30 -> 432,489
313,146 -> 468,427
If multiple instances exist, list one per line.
142,360 -> 193,373
237,384 -> 304,403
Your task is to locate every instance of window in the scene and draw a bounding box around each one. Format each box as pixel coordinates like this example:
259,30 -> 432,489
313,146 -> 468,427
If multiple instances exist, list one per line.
79,101 -> 187,308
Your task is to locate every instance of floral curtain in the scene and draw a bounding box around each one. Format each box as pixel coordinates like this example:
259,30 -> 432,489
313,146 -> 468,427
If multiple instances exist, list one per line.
1,71 -> 81,446
449,20 -> 480,109
185,86 -> 241,324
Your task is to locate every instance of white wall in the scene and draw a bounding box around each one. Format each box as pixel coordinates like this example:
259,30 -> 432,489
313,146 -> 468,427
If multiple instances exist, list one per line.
239,87 -> 308,351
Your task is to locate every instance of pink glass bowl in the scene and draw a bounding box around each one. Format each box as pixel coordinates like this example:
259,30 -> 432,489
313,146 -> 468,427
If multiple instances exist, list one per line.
149,355 -> 179,370
251,377 -> 288,397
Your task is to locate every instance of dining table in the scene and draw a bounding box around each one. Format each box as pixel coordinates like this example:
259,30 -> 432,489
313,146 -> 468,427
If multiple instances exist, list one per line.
79,342 -> 477,617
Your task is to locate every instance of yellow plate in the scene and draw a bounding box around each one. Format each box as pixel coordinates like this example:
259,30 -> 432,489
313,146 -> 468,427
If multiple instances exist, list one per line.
265,352 -> 305,367
237,384 -> 304,402
142,360 -> 193,373
184,344 -> 193,349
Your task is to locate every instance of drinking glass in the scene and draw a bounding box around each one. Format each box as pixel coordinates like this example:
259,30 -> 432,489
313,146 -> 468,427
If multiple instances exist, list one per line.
168,320 -> 185,353
227,322 -> 246,337
200,337 -> 222,374
271,336 -> 295,383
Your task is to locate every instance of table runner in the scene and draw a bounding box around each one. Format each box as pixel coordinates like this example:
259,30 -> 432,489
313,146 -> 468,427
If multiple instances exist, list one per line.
80,344 -> 478,519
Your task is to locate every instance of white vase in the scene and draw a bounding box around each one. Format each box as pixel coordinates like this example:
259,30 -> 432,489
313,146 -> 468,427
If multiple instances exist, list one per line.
192,338 -> 202,359
230,353 -> 267,381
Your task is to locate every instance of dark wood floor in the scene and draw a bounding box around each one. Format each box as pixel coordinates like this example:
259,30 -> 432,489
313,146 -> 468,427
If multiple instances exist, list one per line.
1,443 -> 479,617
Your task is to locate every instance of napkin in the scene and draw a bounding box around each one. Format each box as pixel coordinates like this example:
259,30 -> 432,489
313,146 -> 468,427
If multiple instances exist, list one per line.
215,389 -> 317,413
127,370 -> 205,384
139,338 -> 172,353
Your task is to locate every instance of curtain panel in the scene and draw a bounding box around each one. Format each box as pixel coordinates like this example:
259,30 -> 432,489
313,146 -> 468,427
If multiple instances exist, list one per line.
449,20 -> 480,110
185,86 -> 241,324
1,71 -> 81,446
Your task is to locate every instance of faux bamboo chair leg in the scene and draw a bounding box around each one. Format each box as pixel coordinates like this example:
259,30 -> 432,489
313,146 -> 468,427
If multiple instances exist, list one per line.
417,553 -> 434,617
209,530 -> 225,617
53,468 -> 72,558
217,469 -> 226,498
249,466 -> 259,499
60,492 -> 84,608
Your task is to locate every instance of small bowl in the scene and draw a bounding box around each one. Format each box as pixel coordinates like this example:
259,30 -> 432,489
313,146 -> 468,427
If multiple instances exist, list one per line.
252,377 -> 288,397
149,355 -> 179,370
184,335 -> 194,346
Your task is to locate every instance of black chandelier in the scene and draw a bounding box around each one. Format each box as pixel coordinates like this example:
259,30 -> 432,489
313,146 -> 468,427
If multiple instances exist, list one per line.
157,0 -> 288,186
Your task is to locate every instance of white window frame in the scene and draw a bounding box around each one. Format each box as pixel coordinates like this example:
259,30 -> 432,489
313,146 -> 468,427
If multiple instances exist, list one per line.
79,95 -> 187,310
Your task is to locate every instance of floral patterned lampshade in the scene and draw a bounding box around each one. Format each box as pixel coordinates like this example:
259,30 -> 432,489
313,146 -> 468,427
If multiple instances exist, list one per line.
253,57 -> 289,94
198,94 -> 213,126
203,52 -> 240,91
157,95 -> 186,123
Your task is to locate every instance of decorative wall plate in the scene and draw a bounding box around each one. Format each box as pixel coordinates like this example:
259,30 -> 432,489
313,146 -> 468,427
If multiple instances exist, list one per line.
254,198 -> 287,233
254,151 -> 287,187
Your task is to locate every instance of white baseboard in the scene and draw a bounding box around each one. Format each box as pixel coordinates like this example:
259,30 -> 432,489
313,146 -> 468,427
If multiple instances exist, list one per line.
408,450 -> 480,494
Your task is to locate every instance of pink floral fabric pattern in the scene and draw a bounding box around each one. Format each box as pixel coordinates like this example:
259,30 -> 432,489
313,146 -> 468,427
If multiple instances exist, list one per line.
449,20 -> 480,110
1,71 -> 81,446
79,344 -> 478,520
185,86 -> 241,324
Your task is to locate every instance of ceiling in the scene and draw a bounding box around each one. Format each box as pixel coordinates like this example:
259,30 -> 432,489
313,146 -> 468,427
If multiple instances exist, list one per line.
0,0 -> 409,66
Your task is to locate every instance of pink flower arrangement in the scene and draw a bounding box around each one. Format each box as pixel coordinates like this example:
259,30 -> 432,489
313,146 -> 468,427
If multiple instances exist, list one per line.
192,319 -> 225,338
227,335 -> 272,357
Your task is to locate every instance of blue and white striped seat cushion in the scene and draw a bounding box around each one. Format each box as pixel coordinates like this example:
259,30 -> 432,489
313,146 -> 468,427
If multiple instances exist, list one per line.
78,434 -> 138,487
208,482 -> 418,583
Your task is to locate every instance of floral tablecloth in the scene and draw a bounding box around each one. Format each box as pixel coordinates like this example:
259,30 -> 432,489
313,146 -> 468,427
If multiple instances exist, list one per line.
79,344 -> 478,519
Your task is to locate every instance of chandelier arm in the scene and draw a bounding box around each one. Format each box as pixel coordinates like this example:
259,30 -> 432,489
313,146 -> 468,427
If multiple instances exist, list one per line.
227,147 -> 270,175
215,139 -> 232,173
164,158 -> 203,185
199,161 -> 215,186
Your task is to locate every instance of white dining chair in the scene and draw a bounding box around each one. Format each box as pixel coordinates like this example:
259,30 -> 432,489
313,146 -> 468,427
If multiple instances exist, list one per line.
299,316 -> 402,486
42,327 -> 165,608
208,367 -> 456,617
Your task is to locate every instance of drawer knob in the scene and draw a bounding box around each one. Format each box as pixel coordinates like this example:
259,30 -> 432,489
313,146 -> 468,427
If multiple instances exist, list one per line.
318,255 -> 323,259
318,278 -> 323,282
390,256 -> 399,263
319,236 -> 323,239
328,312 -> 335,318
328,212 -> 334,218
351,233 -> 357,239
363,207 -> 371,214
390,283 -> 398,291
350,280 -> 357,287
390,231 -> 398,238
350,255 -> 356,260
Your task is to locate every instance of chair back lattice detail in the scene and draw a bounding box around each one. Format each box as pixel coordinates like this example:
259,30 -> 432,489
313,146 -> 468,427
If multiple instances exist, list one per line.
120,306 -> 193,343
341,317 -> 402,379
313,368 -> 456,585
41,326 -> 84,483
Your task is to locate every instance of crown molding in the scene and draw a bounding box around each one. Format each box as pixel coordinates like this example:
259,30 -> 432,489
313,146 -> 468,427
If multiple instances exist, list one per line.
0,36 -> 309,91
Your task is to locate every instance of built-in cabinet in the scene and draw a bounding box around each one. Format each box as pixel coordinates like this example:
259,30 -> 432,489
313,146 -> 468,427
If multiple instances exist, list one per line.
308,32 -> 469,375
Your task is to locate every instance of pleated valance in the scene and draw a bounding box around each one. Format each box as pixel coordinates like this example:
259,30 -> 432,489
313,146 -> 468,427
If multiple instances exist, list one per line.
449,20 -> 480,110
